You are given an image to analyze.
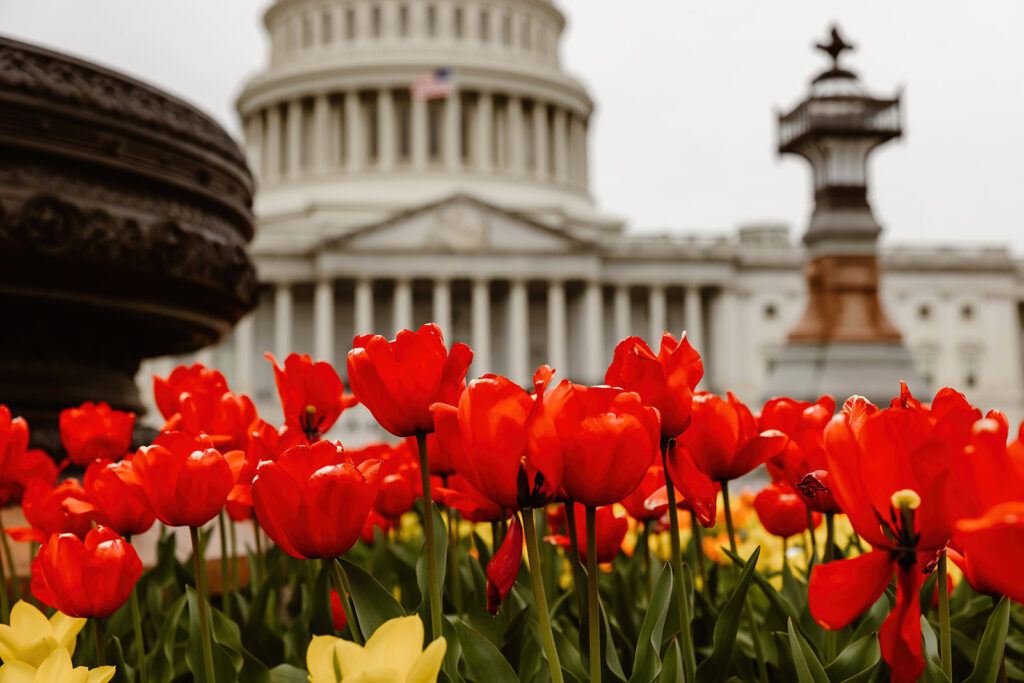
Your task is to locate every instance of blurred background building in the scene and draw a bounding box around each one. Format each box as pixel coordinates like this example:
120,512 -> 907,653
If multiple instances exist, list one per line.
138,0 -> 1024,439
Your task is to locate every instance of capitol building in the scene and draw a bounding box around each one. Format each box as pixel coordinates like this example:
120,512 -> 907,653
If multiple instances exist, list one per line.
142,0 -> 1024,435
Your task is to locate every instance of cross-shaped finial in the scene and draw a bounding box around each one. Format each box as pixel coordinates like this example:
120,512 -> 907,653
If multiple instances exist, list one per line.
815,25 -> 854,68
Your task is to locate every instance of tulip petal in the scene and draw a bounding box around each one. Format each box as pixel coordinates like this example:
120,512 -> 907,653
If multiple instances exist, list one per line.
407,638 -> 447,683
307,635 -> 344,683
487,515 -> 523,614
0,660 -> 38,683
364,615 -> 424,675
809,550 -> 894,630
879,566 -> 925,683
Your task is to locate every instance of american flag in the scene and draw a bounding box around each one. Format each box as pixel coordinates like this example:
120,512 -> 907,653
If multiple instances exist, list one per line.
411,68 -> 454,100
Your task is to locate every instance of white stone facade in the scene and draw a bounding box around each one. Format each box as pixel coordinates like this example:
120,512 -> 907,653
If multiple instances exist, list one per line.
140,0 -> 1024,437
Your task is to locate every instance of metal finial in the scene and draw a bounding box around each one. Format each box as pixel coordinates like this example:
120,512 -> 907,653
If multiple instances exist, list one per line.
815,25 -> 854,68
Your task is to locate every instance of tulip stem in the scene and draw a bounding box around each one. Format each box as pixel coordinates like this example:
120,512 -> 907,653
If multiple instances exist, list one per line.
640,522 -> 652,600
93,618 -> 105,666
218,512 -> 232,621
189,526 -> 217,683
330,559 -> 363,645
252,519 -> 265,590
662,442 -> 698,682
0,533 -> 8,622
805,509 -> 818,567
0,514 -> 21,601
721,480 -> 768,682
447,508 -> 463,615
129,586 -> 149,683
824,512 -> 836,564
720,479 -> 738,556
229,519 -> 240,604
415,432 -> 444,642
522,510 -> 565,683
690,514 -> 706,590
585,506 -> 602,683
938,550 -> 952,679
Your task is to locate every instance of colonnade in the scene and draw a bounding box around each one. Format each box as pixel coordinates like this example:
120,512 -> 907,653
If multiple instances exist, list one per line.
244,88 -> 588,190
235,277 -> 713,394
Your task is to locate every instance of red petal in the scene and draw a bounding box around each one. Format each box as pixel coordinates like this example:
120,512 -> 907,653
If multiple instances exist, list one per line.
809,550 -> 893,630
487,515 -> 523,614
879,566 -> 925,683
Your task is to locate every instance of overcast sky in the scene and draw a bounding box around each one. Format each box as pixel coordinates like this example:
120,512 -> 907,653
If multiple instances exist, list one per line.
2,1 -> 1022,250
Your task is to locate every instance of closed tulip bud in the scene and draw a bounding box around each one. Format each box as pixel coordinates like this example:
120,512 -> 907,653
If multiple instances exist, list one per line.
84,457 -> 156,537
753,482 -> 819,538
30,526 -> 142,618
5,479 -> 94,545
59,401 -> 135,466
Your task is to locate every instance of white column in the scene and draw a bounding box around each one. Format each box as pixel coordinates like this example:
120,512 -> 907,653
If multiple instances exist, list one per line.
412,95 -> 428,171
234,314 -> 255,395
582,280 -> 603,383
393,278 -> 413,334
432,278 -> 452,338
710,287 -> 738,393
314,279 -> 335,364
354,278 -> 374,336
195,347 -> 215,368
313,93 -> 331,173
471,278 -> 491,375
532,100 -> 548,180
508,279 -> 529,385
345,91 -> 363,173
265,105 -> 281,182
648,284 -> 667,346
507,95 -> 524,175
552,107 -> 568,183
580,118 -> 589,190
378,88 -> 395,172
274,283 -> 293,359
444,88 -> 461,172
613,284 -> 630,342
475,92 -> 492,173
245,114 -> 263,183
546,280 -> 567,376
685,285 -> 703,354
570,114 -> 586,188
287,99 -> 303,178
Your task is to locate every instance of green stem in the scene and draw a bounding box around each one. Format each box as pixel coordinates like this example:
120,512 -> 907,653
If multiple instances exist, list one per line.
640,522 -> 653,600
938,550 -> 952,679
662,441 -> 697,682
782,536 -> 788,572
565,502 -> 582,568
824,512 -> 836,564
229,519 -> 239,601
0,527 -> 9,622
722,480 -> 767,682
720,479 -> 738,556
522,510 -> 565,683
330,559 -> 363,645
690,514 -> 706,590
415,432 -> 444,641
93,617 -> 105,666
585,506 -> 601,683
806,508 -> 818,567
447,508 -> 463,615
129,587 -> 148,683
189,526 -> 216,683
252,518 -> 265,590
0,513 -> 21,601
218,512 -> 231,620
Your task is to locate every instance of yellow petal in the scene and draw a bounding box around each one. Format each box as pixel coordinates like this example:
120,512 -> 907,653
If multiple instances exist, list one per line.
332,641 -> 373,679
48,613 -> 86,657
307,635 -> 343,683
85,666 -> 116,683
405,638 -> 446,683
0,661 -> 38,683
343,668 -> 403,683
34,648 -> 75,682
364,617 -> 423,674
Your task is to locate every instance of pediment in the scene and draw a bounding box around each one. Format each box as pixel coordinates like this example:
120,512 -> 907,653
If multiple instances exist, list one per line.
323,195 -> 588,255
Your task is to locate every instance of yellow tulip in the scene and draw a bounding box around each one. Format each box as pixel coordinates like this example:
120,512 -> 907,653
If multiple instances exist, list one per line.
0,647 -> 114,683
0,602 -> 86,668
307,615 -> 446,683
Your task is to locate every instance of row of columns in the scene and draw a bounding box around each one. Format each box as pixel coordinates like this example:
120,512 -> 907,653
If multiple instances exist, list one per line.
256,279 -> 707,387
246,90 -> 587,188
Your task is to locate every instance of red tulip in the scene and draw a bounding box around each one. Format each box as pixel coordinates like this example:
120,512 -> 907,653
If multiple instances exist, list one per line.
404,432 -> 454,476
266,353 -> 357,441
348,323 -> 473,437
954,502 -> 1024,604
678,392 -> 788,483
620,465 -> 669,522
809,384 -> 981,683
760,396 -> 840,513
604,333 -> 703,439
550,384 -> 660,507
84,457 -> 156,537
661,440 -> 719,527
154,364 -> 255,448
436,474 -> 506,523
487,515 -> 523,614
548,503 -> 628,564
128,432 -> 235,528
0,406 -> 58,506
432,368 -> 562,511
5,479 -> 93,544
59,401 -> 135,466
753,482 -> 820,538
330,589 -> 348,631
360,508 -> 395,545
251,441 -> 380,559
30,525 -> 142,618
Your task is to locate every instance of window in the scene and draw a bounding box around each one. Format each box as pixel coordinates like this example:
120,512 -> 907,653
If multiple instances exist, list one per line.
427,5 -> 437,36
918,304 -> 931,320
398,4 -> 409,36
454,7 -> 464,39
764,303 -> 778,320
962,347 -> 980,389
521,17 -> 531,49
345,9 -> 355,39
918,346 -> 938,386
321,10 -> 333,43
501,14 -> 512,45
397,97 -> 411,161
479,10 -> 489,41
961,303 -> 974,320
371,7 -> 381,37
302,13 -> 314,47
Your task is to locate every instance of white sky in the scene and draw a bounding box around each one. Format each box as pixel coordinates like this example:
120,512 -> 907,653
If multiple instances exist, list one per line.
2,1 -> 1022,250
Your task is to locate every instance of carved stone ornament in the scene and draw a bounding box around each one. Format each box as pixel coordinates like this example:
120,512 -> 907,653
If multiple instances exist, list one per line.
0,36 -> 256,454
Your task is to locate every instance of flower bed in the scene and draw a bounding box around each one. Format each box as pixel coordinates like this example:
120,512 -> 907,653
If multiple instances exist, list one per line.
0,323 -> 1021,682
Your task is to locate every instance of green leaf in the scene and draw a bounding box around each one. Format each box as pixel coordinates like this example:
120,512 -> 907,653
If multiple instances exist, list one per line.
628,565 -> 673,683
921,617 -> 950,683
787,618 -> 830,683
824,633 -> 880,682
964,597 -> 1011,683
601,603 -> 628,682
185,586 -> 241,683
268,664 -> 309,683
695,546 -> 760,683
456,620 -> 518,683
339,558 -> 406,638
723,547 -> 801,622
